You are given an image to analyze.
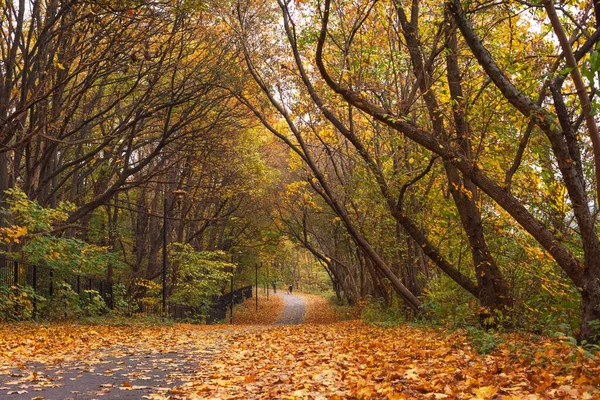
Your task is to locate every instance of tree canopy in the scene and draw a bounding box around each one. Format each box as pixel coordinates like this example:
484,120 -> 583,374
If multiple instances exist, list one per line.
1,0 -> 600,344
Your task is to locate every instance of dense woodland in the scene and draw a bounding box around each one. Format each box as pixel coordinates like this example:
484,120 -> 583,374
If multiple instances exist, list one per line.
1,0 -> 600,344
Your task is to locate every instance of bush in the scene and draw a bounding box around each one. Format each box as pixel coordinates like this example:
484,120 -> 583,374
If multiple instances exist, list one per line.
81,289 -> 108,317
168,243 -> 232,309
43,282 -> 81,320
111,283 -> 129,314
0,285 -> 39,321
465,326 -> 503,355
421,275 -> 479,327
360,297 -> 406,326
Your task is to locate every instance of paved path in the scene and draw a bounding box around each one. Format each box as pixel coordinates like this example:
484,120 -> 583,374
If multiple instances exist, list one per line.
0,332 -> 228,400
1,350 -> 198,399
275,293 -> 306,324
1,297 -> 306,399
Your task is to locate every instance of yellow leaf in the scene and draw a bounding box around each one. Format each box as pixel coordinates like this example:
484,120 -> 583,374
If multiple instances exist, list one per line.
473,386 -> 499,399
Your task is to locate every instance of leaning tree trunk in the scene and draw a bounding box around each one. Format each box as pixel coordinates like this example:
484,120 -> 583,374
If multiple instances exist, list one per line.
581,252 -> 600,343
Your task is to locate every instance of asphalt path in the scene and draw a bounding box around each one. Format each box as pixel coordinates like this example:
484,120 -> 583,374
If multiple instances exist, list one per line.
0,335 -> 224,400
275,293 -> 306,325
0,295 -> 307,399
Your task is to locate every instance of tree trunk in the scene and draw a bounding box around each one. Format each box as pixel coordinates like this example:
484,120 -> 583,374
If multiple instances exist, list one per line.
581,254 -> 600,343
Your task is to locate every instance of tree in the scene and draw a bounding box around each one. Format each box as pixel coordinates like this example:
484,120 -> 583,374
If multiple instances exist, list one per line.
312,0 -> 599,342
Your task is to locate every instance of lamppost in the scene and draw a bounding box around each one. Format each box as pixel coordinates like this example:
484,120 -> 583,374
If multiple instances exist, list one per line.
255,263 -> 259,311
230,250 -> 242,324
162,189 -> 187,322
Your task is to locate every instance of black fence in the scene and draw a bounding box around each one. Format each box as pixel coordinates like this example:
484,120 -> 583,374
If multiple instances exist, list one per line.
1,256 -> 254,323
207,285 -> 253,323
124,282 -> 254,322
0,256 -> 113,318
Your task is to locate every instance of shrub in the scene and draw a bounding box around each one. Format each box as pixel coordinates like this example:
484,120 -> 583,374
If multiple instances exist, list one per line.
81,289 -> 108,317
43,282 -> 81,320
465,326 -> 503,355
0,285 -> 39,321
360,297 -> 406,327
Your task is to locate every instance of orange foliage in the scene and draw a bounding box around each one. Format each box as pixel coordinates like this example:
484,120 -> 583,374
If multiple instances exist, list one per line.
233,293 -> 285,325
296,292 -> 350,324
1,321 -> 598,399
184,322 -> 600,399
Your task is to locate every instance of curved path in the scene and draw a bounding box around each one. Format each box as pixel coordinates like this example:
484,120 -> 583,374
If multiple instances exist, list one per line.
0,335 -> 226,400
2,295 -> 306,399
275,293 -> 306,324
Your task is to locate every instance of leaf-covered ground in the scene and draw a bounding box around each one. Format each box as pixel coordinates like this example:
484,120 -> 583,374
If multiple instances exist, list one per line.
233,293 -> 285,325
0,294 -> 599,399
0,323 -> 248,398
295,293 -> 351,324
182,322 -> 600,399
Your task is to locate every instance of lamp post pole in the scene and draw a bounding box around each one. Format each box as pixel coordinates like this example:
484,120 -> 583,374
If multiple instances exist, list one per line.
230,251 -> 234,324
162,195 -> 168,322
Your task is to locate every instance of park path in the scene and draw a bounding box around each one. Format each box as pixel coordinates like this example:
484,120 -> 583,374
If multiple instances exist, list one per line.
0,330 -> 229,400
274,293 -> 306,325
1,295 -> 307,399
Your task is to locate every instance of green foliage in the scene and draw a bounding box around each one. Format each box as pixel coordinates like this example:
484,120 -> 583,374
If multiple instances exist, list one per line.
0,188 -> 123,322
128,278 -> 162,314
465,327 -> 503,355
40,283 -> 108,320
168,243 -> 232,309
0,285 -> 40,321
589,319 -> 600,344
360,297 -> 406,327
0,188 -> 122,277
43,282 -> 81,320
582,43 -> 600,115
81,290 -> 108,317
111,283 -> 129,314
553,327 -> 599,361
421,275 -> 479,327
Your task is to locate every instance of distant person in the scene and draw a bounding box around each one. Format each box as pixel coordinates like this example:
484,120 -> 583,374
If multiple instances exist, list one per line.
272,281 -> 276,293
288,284 -> 293,295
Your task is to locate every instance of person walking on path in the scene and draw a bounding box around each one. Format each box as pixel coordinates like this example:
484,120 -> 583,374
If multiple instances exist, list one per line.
288,284 -> 293,295
272,281 -> 277,294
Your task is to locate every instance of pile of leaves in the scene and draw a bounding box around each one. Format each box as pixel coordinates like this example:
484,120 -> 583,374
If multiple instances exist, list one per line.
233,293 -> 284,325
181,322 -> 600,399
1,316 -> 599,399
0,323 -> 232,368
296,293 -> 350,324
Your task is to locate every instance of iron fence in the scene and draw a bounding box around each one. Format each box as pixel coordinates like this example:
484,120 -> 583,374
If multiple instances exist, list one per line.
1,256 -> 254,322
206,285 -> 253,323
0,256 -> 113,318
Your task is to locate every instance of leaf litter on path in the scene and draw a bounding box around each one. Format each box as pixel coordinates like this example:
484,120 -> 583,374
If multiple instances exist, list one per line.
295,292 -> 351,324
0,323 -> 248,399
233,293 -> 285,325
177,321 -> 600,399
1,316 -> 599,399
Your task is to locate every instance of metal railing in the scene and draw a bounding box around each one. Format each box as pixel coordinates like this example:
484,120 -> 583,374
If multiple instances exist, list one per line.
1,256 -> 254,322
0,256 -> 113,318
207,285 -> 253,323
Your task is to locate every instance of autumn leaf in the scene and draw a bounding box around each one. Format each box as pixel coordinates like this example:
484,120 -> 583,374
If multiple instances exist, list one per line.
473,385 -> 499,399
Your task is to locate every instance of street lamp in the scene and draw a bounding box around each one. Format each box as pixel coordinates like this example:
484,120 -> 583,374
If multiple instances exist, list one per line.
255,262 -> 260,311
230,250 -> 242,324
162,189 -> 187,322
